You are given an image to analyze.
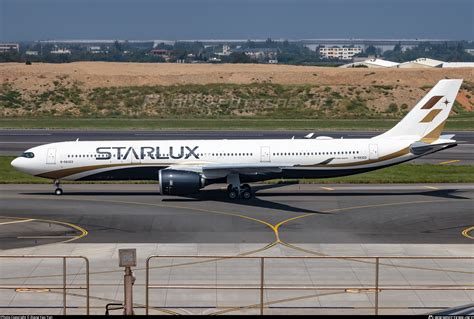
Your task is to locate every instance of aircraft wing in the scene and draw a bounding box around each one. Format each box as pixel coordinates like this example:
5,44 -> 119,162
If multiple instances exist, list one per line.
166,163 -> 293,179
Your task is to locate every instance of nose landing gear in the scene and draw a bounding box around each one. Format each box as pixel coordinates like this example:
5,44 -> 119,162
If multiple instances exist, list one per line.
54,180 -> 63,196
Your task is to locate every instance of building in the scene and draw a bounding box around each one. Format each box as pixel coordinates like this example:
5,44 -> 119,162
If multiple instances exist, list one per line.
303,38 -> 451,53
232,48 -> 278,60
50,48 -> 71,55
339,58 -> 399,68
398,58 -> 443,68
150,49 -> 171,61
0,43 -> 20,53
87,46 -> 108,54
319,46 -> 363,60
442,62 -> 474,68
465,49 -> 474,55
208,57 -> 222,63
216,44 -> 231,56
25,50 -> 39,56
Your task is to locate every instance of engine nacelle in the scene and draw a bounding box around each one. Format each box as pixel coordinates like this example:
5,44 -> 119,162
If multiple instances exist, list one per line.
159,169 -> 205,195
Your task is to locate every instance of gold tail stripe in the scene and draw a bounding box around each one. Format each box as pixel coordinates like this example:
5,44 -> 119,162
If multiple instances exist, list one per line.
420,109 -> 442,123
421,120 -> 447,143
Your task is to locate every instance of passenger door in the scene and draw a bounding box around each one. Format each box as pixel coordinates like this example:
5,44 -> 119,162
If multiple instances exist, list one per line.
369,144 -> 379,160
46,148 -> 56,164
260,146 -> 271,162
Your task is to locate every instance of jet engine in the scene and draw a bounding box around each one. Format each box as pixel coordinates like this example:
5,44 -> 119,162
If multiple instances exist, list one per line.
159,169 -> 205,195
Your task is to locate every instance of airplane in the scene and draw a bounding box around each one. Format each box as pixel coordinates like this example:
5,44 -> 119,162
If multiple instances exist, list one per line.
11,79 -> 462,199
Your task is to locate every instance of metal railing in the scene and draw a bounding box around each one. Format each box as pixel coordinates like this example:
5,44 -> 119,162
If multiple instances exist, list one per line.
145,255 -> 474,315
0,255 -> 90,315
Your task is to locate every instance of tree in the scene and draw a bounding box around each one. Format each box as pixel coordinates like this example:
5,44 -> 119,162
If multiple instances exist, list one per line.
365,45 -> 377,57
113,40 -> 122,52
228,52 -> 254,63
393,42 -> 402,52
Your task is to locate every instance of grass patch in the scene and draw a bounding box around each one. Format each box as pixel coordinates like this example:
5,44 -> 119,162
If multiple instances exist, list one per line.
0,117 -> 472,130
2,81 -> 472,126
1,156 -> 473,184
272,163 -> 474,184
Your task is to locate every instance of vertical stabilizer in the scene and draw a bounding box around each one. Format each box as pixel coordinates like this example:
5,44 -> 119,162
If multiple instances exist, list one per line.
374,79 -> 463,142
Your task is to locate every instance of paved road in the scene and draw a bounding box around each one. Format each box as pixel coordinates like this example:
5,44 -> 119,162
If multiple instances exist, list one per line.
1,183 -> 472,250
0,129 -> 473,164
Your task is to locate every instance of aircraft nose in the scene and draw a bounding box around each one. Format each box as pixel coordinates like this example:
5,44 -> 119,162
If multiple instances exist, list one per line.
11,157 -> 23,171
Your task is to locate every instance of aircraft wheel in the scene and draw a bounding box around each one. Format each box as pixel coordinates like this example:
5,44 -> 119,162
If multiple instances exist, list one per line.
241,190 -> 252,200
55,188 -> 63,196
228,189 -> 238,200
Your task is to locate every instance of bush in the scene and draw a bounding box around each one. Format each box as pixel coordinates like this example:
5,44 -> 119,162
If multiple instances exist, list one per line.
388,103 -> 398,113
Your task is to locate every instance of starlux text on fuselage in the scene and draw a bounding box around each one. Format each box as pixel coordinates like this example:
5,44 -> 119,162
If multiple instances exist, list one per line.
96,146 -> 199,160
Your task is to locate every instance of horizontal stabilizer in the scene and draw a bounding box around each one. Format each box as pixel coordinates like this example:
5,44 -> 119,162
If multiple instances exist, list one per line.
440,134 -> 455,140
410,140 -> 457,155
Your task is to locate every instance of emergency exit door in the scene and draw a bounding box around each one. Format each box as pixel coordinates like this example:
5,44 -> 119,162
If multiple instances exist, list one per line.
260,146 -> 271,162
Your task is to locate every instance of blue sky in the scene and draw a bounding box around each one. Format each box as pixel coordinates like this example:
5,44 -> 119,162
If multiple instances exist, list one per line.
1,0 -> 472,41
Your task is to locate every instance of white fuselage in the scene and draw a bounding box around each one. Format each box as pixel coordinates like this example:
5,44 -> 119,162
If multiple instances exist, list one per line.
11,137 -> 415,182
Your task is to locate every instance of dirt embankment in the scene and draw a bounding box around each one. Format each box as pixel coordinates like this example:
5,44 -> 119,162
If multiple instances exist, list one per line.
2,62 -> 474,89
0,62 -> 473,118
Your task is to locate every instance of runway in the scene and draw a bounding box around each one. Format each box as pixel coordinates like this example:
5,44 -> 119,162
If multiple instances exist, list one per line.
1,129 -> 473,164
1,183 -> 472,250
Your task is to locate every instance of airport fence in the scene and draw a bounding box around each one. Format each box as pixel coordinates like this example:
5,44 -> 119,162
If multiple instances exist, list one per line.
145,255 -> 474,315
0,255 -> 90,315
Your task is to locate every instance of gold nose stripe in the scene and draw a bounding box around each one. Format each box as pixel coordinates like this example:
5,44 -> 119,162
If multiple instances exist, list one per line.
420,109 -> 442,123
421,95 -> 443,109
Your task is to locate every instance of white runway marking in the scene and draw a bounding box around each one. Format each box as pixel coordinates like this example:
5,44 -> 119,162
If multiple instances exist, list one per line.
320,187 -> 335,191
0,142 -> 44,144
0,134 -> 51,136
17,236 -> 77,239
0,219 -> 35,225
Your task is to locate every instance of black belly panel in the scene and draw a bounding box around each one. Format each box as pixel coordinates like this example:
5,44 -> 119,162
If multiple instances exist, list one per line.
77,166 -> 166,181
76,159 -> 405,182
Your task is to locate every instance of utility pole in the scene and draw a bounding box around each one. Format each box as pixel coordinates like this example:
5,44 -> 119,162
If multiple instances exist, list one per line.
119,249 -> 137,315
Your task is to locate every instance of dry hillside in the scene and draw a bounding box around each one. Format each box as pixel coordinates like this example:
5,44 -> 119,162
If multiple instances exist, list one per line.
1,62 -> 473,118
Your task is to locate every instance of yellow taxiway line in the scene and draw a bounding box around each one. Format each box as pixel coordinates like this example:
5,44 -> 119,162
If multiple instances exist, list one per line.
0,216 -> 88,244
461,226 -> 474,240
439,159 -> 460,165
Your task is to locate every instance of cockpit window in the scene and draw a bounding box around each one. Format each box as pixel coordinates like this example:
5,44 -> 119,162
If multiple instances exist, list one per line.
21,152 -> 35,158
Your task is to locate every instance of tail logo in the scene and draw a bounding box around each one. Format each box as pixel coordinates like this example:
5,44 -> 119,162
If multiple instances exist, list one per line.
419,97 -> 450,123
421,95 -> 443,109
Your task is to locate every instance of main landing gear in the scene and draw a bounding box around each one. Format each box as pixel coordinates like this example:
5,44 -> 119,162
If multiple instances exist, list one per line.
226,174 -> 252,200
54,179 -> 63,196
